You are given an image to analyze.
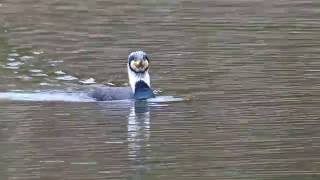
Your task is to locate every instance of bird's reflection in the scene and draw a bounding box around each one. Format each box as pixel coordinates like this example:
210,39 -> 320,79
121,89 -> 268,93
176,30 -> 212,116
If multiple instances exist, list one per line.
127,101 -> 151,159
96,101 -> 154,164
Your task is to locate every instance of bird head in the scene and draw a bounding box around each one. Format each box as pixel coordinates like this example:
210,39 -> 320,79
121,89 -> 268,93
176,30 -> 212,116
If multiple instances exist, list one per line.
127,51 -> 152,95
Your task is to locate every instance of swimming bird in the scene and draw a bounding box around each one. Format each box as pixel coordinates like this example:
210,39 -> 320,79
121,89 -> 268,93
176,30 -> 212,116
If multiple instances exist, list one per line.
89,51 -> 155,101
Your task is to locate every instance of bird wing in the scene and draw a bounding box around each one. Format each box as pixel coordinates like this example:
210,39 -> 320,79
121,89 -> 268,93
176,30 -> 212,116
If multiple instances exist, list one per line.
89,86 -> 133,101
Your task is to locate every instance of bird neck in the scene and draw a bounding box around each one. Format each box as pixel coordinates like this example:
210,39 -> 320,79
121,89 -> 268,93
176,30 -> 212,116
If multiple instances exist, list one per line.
133,81 -> 155,100
127,66 -> 154,100
128,66 -> 151,93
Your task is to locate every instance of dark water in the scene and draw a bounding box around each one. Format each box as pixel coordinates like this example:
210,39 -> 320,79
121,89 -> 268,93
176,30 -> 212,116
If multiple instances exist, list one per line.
1,0 -> 320,179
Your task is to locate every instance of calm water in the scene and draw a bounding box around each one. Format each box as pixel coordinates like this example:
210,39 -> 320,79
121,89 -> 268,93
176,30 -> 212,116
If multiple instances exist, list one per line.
1,0 -> 320,179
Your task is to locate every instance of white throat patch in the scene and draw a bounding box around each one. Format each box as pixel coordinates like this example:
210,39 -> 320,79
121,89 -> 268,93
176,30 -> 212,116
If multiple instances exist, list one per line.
128,65 -> 151,93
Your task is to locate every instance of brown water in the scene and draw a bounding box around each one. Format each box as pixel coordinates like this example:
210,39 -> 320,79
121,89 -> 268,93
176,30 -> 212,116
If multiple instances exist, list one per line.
1,0 -> 320,179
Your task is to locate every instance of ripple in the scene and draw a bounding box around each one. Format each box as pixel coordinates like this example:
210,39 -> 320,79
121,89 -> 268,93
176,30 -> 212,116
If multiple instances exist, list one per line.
16,75 -> 32,81
7,58 -> 16,61
106,82 -> 115,86
79,78 -> 96,84
31,73 -> 48,77
147,96 -> 184,103
54,71 -> 66,75
0,91 -> 94,102
71,162 -> 97,165
50,60 -> 64,67
8,53 -> 19,57
55,75 -> 78,81
49,60 -> 64,63
29,69 -> 43,73
6,61 -> 24,67
3,66 -> 19,70
0,91 -> 182,103
19,56 -> 33,61
39,82 -> 51,86
54,70 -> 66,75
40,160 -> 65,163
32,50 -> 44,55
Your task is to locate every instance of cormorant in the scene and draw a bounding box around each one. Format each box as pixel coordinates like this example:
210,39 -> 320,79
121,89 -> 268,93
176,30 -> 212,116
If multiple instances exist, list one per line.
89,51 -> 155,101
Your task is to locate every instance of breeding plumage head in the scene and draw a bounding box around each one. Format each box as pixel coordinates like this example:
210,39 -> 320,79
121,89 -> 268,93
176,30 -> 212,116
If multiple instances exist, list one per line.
127,51 -> 154,99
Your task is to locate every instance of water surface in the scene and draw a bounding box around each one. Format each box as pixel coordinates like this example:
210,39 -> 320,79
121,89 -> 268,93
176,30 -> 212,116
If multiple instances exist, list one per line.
0,0 -> 320,179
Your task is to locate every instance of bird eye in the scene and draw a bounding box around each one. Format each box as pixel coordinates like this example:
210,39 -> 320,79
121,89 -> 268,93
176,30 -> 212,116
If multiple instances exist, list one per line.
144,55 -> 149,61
129,55 -> 135,62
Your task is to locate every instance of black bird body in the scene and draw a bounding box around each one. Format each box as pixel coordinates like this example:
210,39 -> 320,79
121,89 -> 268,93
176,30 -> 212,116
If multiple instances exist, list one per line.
89,83 -> 154,101
89,86 -> 133,101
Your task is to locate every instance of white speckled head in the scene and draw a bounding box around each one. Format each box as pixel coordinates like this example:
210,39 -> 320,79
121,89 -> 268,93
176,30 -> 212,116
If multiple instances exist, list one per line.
127,51 -> 151,93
